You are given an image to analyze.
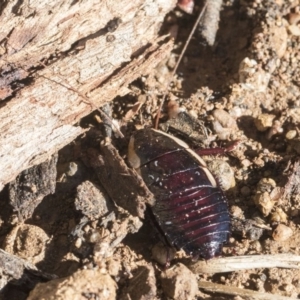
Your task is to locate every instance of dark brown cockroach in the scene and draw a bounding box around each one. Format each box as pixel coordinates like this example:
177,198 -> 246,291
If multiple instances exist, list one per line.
128,128 -> 231,260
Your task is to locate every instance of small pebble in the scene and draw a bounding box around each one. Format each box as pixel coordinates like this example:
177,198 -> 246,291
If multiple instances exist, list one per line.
160,263 -> 198,299
240,186 -> 251,196
241,159 -> 251,167
229,237 -> 235,243
239,57 -> 271,91
282,283 -> 294,293
211,109 -> 238,140
250,240 -> 262,252
206,159 -> 235,191
270,208 -> 288,223
152,242 -> 176,266
266,120 -> 283,140
288,13 -> 300,25
247,227 -> 264,241
288,24 -> 300,36
257,178 -> 276,192
106,259 -> 120,277
89,232 -> 99,243
253,191 -> 274,216
285,130 -> 297,140
75,238 -> 82,248
272,224 -> 293,241
230,205 -> 244,219
254,114 -> 275,131
239,57 -> 257,83
66,162 -> 78,176
83,224 -> 90,233
212,109 -> 238,129
253,157 -> 264,167
268,23 -> 288,58
28,270 -> 117,300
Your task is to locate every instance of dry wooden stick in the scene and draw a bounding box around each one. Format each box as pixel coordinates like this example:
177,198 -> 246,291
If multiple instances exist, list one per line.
0,0 -> 177,191
0,39 -> 174,191
189,253 -> 300,274
200,0 -> 223,46
198,281 -> 295,300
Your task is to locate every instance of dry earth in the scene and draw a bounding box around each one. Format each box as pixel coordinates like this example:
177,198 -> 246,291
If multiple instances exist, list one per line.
1,0 -> 300,299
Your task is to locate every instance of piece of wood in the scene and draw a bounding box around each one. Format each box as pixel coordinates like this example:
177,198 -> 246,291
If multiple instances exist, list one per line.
189,254 -> 300,274
9,153 -> 58,220
0,249 -> 55,290
0,0 -> 176,191
87,139 -> 154,218
198,281 -> 295,300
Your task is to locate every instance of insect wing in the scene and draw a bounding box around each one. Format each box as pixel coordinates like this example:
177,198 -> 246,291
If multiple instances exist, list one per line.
128,129 -> 231,259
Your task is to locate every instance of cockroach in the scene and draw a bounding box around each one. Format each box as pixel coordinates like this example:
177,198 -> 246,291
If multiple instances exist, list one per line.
128,128 -> 231,260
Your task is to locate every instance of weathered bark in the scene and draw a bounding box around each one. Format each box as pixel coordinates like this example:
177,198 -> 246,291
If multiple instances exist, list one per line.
0,249 -> 55,290
0,0 -> 176,191
9,154 -> 58,220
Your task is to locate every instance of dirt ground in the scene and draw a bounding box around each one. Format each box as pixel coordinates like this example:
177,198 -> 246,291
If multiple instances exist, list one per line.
1,0 -> 300,299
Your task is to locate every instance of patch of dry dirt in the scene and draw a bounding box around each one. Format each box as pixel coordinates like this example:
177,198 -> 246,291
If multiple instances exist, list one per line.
1,1 -> 300,299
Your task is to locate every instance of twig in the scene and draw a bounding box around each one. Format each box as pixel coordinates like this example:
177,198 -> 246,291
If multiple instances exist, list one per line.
154,2 -> 208,129
189,254 -> 300,274
200,0 -> 223,46
198,281 -> 295,300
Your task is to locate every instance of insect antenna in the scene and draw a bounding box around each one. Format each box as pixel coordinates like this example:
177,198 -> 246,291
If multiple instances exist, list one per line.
154,2 -> 208,129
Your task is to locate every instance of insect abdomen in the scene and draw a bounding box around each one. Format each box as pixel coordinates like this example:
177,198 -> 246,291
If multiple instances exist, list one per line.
128,128 -> 231,259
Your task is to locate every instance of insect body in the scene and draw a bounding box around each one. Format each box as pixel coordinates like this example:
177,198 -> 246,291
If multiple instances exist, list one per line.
128,128 -> 231,259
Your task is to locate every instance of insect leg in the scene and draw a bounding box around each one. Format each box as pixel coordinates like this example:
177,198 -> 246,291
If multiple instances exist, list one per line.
194,140 -> 240,156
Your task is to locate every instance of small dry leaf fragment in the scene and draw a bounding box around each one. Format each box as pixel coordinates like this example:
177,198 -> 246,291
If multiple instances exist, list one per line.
272,224 -> 293,242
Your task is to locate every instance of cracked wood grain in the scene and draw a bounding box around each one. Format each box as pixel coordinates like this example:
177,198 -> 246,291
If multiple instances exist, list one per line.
0,0 -> 176,191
